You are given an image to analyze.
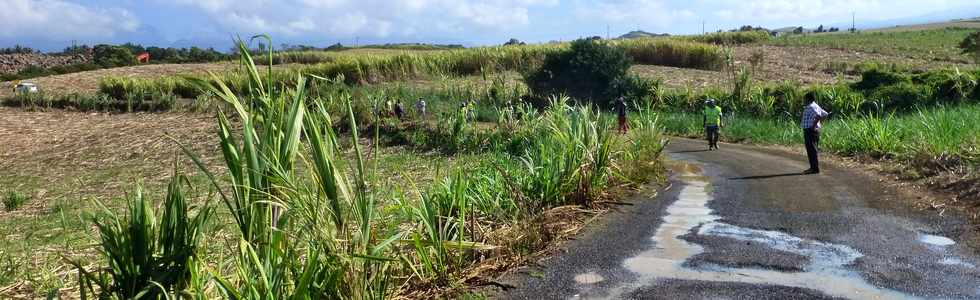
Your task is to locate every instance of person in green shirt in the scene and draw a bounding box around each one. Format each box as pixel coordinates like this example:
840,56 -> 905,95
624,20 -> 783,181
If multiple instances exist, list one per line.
703,99 -> 723,150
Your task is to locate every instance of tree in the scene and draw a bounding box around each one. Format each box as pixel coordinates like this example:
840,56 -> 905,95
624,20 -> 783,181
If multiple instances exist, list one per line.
93,44 -> 135,67
524,38 -> 639,106
503,38 -> 526,46
815,25 -> 825,33
959,31 -> 980,64
793,27 -> 804,34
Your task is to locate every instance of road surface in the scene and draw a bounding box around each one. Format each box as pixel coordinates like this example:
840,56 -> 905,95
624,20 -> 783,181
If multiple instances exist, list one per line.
500,138 -> 980,299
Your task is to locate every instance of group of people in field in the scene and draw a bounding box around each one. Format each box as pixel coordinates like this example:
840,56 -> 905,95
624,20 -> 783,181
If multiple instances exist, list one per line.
617,91 -> 830,174
379,97 -> 427,120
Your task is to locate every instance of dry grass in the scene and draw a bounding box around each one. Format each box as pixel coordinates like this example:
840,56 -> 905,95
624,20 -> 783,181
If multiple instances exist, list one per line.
0,63 -> 236,99
0,108 -> 221,214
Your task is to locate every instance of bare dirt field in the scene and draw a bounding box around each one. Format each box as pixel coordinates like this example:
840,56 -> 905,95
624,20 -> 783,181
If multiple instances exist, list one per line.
0,62 -> 236,99
0,108 -> 221,215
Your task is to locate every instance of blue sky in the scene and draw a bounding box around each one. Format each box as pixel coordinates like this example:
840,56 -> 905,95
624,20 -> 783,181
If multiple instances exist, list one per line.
2,0 -> 980,52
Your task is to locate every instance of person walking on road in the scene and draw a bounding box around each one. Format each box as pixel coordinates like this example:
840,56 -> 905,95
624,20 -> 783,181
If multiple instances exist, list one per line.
801,92 -> 830,174
615,96 -> 629,134
703,99 -> 723,150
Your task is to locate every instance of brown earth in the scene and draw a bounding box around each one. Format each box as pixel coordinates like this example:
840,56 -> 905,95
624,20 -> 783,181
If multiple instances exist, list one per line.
0,108 -> 221,216
0,62 -> 237,99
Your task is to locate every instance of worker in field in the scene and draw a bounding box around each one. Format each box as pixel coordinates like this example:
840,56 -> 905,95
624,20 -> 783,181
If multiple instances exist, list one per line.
394,100 -> 405,120
415,97 -> 427,118
703,99 -> 723,150
801,91 -> 830,174
615,96 -> 629,134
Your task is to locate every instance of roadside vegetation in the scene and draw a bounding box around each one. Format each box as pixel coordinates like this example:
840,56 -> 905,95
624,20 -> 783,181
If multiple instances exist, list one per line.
0,37 -> 669,298
3,24 -> 980,298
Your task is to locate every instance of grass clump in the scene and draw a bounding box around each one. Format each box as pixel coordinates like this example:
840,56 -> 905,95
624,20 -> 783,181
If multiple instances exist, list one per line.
3,191 -> 28,212
688,30 -> 772,45
75,170 -> 211,299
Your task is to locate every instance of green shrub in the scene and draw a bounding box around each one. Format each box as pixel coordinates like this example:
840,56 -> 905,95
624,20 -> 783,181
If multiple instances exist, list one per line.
853,68 -> 911,91
93,44 -> 136,67
914,69 -> 977,102
524,39 -> 633,106
3,191 -> 28,212
959,30 -> 980,64
870,82 -> 934,111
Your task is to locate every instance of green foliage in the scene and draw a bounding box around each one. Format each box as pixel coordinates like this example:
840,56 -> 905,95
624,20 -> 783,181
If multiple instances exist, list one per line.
93,44 -> 136,68
771,28 -> 977,62
524,39 -> 633,106
688,30 -> 772,45
959,30 -> 980,64
852,68 -> 911,91
616,39 -> 725,70
660,104 -> 980,164
76,171 -> 211,299
3,191 -> 28,212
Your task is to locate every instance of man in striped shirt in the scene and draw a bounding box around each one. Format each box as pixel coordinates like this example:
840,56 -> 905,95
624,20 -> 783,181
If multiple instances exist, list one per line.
801,92 -> 830,174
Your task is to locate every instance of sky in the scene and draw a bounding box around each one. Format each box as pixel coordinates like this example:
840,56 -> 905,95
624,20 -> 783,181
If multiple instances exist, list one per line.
2,0 -> 980,52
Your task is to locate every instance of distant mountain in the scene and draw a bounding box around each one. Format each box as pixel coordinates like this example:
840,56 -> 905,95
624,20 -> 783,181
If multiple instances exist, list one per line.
618,30 -> 669,39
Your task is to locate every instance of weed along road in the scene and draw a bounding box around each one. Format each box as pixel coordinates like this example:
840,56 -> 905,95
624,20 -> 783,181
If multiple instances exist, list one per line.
500,138 -> 980,300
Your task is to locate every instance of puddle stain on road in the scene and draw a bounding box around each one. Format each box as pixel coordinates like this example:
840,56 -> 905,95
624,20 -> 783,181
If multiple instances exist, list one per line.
919,234 -> 956,247
589,161 -> 925,300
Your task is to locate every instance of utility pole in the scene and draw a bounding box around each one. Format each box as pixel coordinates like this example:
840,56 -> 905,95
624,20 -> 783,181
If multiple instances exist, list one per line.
851,12 -> 856,32
702,21 -> 706,35
606,24 -> 610,40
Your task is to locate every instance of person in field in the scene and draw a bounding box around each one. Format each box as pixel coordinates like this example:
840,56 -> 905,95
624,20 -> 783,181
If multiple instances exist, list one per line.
415,97 -> 426,118
615,96 -> 629,134
703,99 -> 723,150
394,100 -> 405,120
801,92 -> 830,174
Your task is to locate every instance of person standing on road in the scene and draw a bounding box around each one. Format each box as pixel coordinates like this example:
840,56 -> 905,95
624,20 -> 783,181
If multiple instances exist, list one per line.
615,96 -> 629,134
801,92 -> 830,174
703,99 -> 723,150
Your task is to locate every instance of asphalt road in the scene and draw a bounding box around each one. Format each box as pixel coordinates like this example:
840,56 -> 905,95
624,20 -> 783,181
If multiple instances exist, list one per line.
499,138 -> 980,300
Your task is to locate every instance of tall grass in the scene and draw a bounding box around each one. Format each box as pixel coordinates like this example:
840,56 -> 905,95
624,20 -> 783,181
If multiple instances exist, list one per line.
687,30 -> 772,45
75,169 -> 211,299
94,39 -> 725,101
74,36 -> 669,298
615,38 -> 725,70
659,104 -> 980,163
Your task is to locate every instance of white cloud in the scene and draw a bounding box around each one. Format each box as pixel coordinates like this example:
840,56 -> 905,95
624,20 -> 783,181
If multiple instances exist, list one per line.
706,0 -> 980,23
161,0 -> 558,40
0,0 -> 139,41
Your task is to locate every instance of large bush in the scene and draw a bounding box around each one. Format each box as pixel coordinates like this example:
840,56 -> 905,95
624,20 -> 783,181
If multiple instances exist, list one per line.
524,38 -> 639,106
960,31 -> 980,64
93,44 -> 136,67
852,68 -> 911,91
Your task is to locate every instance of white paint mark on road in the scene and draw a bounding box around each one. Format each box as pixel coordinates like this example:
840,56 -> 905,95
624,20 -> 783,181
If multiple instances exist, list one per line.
574,272 -> 605,284
592,162 -> 922,300
939,257 -> 976,268
919,234 -> 955,247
